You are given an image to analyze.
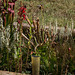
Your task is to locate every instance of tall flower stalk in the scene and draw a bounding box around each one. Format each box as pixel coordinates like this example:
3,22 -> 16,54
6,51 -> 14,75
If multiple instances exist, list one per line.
17,4 -> 26,72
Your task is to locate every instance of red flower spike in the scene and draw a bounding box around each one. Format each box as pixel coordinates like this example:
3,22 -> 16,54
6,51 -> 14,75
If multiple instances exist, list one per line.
23,14 -> 25,20
22,10 -> 25,13
18,6 -> 26,20
24,8 -> 26,11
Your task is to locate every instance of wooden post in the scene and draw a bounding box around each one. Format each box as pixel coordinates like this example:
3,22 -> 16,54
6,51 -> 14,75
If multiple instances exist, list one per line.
32,55 -> 40,75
